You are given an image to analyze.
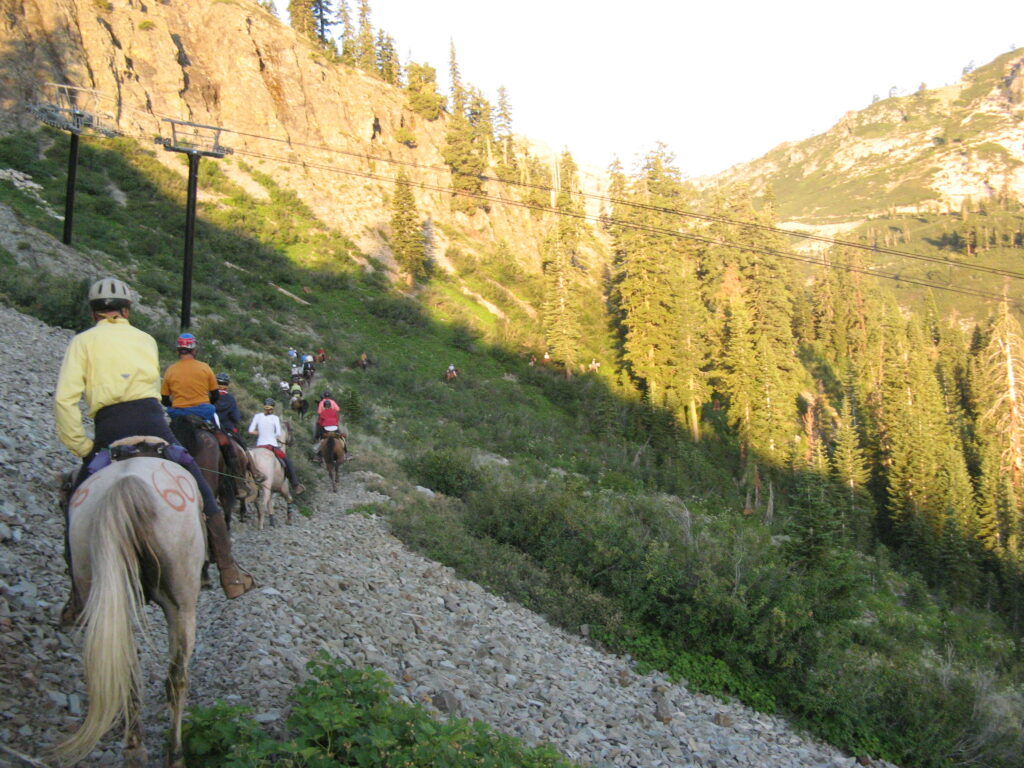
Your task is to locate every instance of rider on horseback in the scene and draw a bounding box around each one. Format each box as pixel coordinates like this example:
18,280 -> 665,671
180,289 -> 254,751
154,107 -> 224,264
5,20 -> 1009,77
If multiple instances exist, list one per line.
161,333 -> 219,423
55,278 -> 256,611
249,399 -> 304,495
313,390 -> 341,443
214,372 -> 241,434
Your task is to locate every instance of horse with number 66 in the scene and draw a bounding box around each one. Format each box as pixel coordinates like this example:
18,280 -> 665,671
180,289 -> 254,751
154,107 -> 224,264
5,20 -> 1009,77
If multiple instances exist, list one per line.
55,448 -> 205,768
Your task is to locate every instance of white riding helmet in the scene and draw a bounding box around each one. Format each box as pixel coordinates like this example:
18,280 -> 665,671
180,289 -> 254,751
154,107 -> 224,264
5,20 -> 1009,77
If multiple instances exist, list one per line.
88,277 -> 132,306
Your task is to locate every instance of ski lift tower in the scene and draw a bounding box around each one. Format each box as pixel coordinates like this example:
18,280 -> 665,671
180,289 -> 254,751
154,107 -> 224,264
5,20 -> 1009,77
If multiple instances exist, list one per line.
30,84 -> 118,246
155,119 -> 233,330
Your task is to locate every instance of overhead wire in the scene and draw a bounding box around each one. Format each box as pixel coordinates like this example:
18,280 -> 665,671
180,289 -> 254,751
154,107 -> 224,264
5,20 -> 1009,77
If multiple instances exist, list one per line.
112,118 -> 1019,309
60,89 -> 1024,283
225,146 -> 1022,311
212,124 -> 1024,282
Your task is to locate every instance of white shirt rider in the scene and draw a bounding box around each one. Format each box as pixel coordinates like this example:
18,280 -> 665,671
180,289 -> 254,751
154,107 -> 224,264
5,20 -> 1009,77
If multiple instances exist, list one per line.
248,412 -> 282,447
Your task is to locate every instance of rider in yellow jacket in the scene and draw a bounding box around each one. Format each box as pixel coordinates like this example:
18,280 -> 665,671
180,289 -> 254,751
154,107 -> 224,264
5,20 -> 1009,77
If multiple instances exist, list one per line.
55,278 -> 256,620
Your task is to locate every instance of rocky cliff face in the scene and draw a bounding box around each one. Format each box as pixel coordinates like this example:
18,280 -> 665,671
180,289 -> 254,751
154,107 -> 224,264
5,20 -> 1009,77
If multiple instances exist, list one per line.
0,0 -> 579,278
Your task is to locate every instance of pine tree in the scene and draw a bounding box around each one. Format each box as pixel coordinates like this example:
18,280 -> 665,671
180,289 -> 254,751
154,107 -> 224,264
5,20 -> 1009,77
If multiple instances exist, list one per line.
609,145 -> 708,435
448,40 -> 465,116
335,0 -> 355,65
972,301 -> 1024,558
375,30 -> 399,84
831,392 -> 873,546
287,0 -> 316,41
883,319 -> 976,565
494,86 -> 514,172
703,189 -> 798,461
541,151 -> 583,371
310,0 -> 334,45
405,62 -> 445,120
355,0 -> 375,72
389,171 -> 429,283
720,292 -> 757,454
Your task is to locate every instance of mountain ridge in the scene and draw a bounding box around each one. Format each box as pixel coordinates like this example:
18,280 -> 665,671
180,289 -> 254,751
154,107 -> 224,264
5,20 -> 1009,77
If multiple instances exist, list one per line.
702,49 -> 1024,226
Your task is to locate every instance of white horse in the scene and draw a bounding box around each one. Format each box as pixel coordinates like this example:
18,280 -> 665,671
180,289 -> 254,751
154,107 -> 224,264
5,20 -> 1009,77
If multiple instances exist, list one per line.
247,419 -> 298,530
55,448 -> 205,768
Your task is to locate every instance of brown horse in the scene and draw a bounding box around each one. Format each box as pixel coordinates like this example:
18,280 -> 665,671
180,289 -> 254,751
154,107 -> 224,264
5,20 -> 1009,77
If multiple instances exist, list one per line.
319,431 -> 347,492
443,368 -> 458,383
220,432 -> 263,525
56,447 -> 204,768
290,393 -> 308,419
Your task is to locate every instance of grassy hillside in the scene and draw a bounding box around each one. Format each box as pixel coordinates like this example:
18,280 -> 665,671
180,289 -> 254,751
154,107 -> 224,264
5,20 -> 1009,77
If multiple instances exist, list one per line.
2,127 -> 1024,767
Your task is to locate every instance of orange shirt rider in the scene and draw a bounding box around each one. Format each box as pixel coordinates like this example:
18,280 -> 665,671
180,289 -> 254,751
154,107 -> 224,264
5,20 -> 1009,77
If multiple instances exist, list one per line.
161,334 -> 219,423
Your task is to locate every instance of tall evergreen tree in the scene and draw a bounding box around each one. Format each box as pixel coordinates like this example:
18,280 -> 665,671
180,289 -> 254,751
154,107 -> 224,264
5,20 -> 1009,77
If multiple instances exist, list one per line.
287,0 -> 316,41
541,152 -> 584,371
375,30 -> 399,84
389,170 -> 429,284
356,0 -> 375,72
610,145 -> 707,435
311,0 -> 334,45
703,189 -> 799,462
972,301 -> 1024,557
335,0 -> 355,64
448,40 -> 466,116
494,86 -> 514,171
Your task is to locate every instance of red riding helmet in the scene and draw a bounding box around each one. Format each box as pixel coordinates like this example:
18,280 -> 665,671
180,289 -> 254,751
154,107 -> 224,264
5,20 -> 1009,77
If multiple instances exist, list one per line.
176,332 -> 197,351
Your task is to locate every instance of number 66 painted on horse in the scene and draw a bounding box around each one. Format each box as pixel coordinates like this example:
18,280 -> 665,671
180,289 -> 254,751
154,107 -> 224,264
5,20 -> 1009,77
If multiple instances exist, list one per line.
56,456 -> 204,768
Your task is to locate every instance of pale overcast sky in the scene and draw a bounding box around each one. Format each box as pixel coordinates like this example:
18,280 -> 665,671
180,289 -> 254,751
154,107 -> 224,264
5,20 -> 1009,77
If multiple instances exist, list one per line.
278,1 -> 1023,177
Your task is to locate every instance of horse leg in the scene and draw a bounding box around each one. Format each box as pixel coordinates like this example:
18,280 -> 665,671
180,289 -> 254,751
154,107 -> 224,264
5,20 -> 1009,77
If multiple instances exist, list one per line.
162,603 -> 196,768
281,478 -> 295,525
123,682 -> 148,768
259,483 -> 270,530
200,561 -> 212,590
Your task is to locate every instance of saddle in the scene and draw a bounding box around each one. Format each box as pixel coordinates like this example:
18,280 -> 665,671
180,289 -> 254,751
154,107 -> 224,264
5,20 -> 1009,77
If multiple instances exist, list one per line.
169,412 -> 216,456
84,436 -> 195,480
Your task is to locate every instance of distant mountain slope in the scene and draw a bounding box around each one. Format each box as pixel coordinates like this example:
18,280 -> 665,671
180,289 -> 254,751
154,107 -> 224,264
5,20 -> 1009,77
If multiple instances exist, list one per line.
706,49 -> 1024,226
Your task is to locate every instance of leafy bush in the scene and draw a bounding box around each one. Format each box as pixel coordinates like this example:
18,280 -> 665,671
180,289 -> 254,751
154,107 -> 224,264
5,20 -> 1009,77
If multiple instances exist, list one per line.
407,448 -> 482,498
184,656 -> 576,767
366,295 -> 428,328
0,255 -> 92,330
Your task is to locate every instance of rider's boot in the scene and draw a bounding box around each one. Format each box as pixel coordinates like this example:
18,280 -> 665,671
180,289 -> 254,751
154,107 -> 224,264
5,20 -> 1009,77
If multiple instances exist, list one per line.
206,510 -> 257,599
283,456 -> 304,496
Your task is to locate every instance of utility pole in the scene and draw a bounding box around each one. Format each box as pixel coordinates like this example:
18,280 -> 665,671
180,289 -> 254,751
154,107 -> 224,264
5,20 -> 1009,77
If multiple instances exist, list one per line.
155,119 -> 232,330
30,84 -> 118,245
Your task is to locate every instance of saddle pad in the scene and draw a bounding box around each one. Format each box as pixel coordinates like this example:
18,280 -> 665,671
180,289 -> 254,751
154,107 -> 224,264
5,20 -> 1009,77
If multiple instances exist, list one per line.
110,436 -> 169,448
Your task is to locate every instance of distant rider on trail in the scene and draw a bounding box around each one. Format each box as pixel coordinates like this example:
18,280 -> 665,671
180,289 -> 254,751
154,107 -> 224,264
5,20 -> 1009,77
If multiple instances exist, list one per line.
314,390 -> 340,443
249,398 -> 304,495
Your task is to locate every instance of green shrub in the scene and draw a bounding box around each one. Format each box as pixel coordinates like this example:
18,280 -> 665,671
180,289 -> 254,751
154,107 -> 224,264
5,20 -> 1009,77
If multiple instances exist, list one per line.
394,127 -> 417,148
407,448 -> 482,498
184,656 -> 576,767
366,295 -> 427,327
0,257 -> 92,330
451,323 -> 477,352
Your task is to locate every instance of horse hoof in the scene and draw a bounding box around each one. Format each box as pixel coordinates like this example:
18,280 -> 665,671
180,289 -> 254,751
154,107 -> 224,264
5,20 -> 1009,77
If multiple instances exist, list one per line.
268,517 -> 277,528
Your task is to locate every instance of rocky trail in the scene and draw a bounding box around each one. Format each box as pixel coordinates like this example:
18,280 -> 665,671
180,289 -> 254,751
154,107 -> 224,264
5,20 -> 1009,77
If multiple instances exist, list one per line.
0,303 -> 887,768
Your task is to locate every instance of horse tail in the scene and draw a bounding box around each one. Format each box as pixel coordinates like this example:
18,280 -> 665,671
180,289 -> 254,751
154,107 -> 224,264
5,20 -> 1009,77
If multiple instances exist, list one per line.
55,474 -> 151,764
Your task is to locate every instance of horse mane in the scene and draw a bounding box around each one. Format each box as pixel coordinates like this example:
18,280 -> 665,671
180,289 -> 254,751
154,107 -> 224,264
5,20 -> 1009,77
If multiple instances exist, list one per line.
169,415 -> 199,456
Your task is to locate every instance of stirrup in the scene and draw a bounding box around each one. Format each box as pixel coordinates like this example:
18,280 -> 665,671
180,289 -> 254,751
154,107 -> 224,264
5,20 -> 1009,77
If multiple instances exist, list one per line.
219,564 -> 257,599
